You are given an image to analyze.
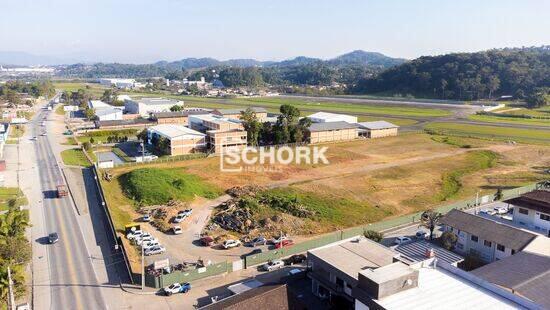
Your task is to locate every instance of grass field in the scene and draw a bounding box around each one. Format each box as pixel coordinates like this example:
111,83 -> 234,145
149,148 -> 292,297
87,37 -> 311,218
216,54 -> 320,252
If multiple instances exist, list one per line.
8,125 -> 25,138
53,82 -> 109,97
425,122 -> 550,144
61,148 -> 91,167
0,188 -> 27,211
500,106 -> 550,118
77,129 -> 139,143
468,114 -> 550,127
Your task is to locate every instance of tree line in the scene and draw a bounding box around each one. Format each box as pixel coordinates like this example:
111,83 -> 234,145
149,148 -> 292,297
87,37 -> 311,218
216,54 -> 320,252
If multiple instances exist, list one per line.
0,80 -> 55,106
354,46 -> 550,102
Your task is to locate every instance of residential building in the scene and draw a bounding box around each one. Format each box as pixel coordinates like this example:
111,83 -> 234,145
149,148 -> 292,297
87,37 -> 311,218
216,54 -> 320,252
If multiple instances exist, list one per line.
441,209 -> 537,263
124,98 -> 184,116
356,121 -> 399,138
308,112 -> 358,124
182,77 -> 211,89
212,107 -> 268,122
307,121 -> 358,144
504,190 -> 550,237
471,251 -> 550,309
147,124 -> 207,156
206,129 -> 248,154
307,238 -> 400,302
200,284 -> 305,310
353,259 -> 533,310
151,110 -> 209,126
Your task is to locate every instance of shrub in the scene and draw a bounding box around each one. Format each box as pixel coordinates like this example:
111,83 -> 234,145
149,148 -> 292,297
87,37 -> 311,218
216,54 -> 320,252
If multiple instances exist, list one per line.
440,231 -> 458,250
364,230 -> 384,243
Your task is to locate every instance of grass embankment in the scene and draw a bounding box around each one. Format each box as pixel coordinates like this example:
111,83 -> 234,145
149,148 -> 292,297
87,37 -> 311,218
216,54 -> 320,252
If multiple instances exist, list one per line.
77,129 -> 139,143
425,122 -> 550,144
8,125 -> 25,138
61,148 -> 92,167
0,188 -> 27,211
55,104 -> 66,115
112,147 -> 133,162
468,114 -> 550,127
120,168 -> 222,205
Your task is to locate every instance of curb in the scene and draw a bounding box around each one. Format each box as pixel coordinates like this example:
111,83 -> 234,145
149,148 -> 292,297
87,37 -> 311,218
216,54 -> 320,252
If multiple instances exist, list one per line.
119,282 -> 158,295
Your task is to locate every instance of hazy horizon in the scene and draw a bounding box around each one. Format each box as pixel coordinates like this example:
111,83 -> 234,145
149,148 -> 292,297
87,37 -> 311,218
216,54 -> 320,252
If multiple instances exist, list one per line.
1,0 -> 549,64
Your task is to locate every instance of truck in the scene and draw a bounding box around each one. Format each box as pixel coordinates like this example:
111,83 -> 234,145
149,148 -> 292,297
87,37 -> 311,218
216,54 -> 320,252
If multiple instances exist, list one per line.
56,184 -> 68,198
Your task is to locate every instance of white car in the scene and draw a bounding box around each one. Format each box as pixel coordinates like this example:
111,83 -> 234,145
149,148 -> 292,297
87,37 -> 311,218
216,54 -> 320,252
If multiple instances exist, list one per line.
172,226 -> 182,235
142,214 -> 151,222
126,230 -> 144,240
222,239 -> 242,249
494,206 -> 508,214
142,240 -> 161,250
261,260 -> 284,271
173,214 -> 187,223
144,245 -> 166,256
394,236 -> 412,245
271,236 -> 288,244
136,236 -> 157,246
178,209 -> 193,217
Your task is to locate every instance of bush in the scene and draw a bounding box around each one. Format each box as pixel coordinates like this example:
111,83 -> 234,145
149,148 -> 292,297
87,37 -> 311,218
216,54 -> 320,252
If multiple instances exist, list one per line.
364,230 -> 384,243
151,219 -> 171,233
82,142 -> 92,151
440,231 -> 458,250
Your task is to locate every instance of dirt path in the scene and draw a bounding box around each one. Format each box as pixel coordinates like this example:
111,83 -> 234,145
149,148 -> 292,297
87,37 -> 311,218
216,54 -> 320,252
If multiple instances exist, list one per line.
267,144 -> 518,189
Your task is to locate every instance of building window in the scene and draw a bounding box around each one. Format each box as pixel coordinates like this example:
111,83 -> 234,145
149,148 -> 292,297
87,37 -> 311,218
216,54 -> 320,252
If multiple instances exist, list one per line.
518,208 -> 528,215
497,244 -> 505,252
471,235 -> 478,242
540,214 -> 550,221
484,240 -> 492,247
511,249 -> 516,255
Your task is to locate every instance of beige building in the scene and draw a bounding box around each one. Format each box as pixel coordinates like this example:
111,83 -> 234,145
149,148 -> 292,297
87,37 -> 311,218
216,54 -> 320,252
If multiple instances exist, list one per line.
308,121 -> 358,144
212,107 -> 268,122
147,124 -> 207,156
152,111 -> 209,126
357,121 -> 399,138
207,129 -> 248,154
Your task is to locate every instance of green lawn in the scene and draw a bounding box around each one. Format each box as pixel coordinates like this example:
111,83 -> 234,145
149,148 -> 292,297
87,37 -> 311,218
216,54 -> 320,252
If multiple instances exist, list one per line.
502,106 -> 550,118
468,114 -> 550,127
61,148 -> 92,167
0,188 -> 27,211
119,168 -> 222,205
77,129 -> 139,144
425,122 -> 550,144
54,82 -> 109,97
8,125 -> 25,138
55,104 -> 66,115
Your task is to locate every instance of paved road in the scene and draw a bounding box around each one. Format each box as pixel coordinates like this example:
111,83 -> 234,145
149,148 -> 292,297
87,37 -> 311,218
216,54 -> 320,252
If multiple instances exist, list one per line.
31,106 -> 107,309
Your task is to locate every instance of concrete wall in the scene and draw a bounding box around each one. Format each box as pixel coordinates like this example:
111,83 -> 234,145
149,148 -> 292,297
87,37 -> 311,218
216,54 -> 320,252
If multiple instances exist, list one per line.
208,130 -> 247,154
368,128 -> 398,138
156,117 -> 188,126
309,128 -> 357,144
168,137 -> 207,156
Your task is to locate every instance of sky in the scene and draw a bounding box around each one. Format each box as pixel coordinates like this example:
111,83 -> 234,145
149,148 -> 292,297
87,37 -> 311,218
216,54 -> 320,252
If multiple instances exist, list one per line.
1,0 -> 549,64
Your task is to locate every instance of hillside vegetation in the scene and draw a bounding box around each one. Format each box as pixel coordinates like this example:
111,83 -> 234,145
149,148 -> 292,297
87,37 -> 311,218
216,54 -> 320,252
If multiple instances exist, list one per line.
357,47 -> 550,100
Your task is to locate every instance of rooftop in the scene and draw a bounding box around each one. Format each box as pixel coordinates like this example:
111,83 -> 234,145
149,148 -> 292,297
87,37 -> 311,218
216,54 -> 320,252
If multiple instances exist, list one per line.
394,240 -> 464,265
471,252 -> 550,309
97,118 -> 156,127
132,97 -> 182,106
149,124 -> 205,139
190,114 -> 242,125
441,209 -> 536,250
308,121 -> 357,132
308,111 -> 356,120
359,262 -> 414,284
357,120 -> 399,130
200,284 -> 299,310
95,108 -> 122,117
88,100 -> 113,109
505,190 -> 550,214
308,238 -> 398,280
152,110 -> 209,119
373,264 -> 527,309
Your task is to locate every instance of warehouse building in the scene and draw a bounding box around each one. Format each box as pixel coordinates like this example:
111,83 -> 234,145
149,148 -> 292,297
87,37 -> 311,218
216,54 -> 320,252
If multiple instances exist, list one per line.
147,124 -> 207,156
212,107 -> 268,122
308,112 -> 358,124
307,121 -> 358,144
124,97 -> 183,116
188,114 -> 247,153
151,110 -> 209,126
356,121 -> 399,138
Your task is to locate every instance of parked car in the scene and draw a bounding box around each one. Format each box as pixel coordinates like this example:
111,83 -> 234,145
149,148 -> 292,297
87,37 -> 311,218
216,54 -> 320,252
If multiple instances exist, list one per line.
261,260 -> 284,271
144,245 -> 166,256
40,132 -> 47,136
248,236 -> 267,247
178,209 -> 193,217
394,236 -> 412,245
162,282 -> 191,296
480,209 -> 497,216
271,235 -> 288,244
415,231 -> 427,239
222,239 -> 242,249
126,230 -> 144,240
200,236 -> 214,246
494,206 -> 508,214
136,236 -> 157,246
48,232 -> 59,244
142,214 -> 151,222
141,240 -> 160,250
275,239 -> 294,249
173,214 -> 187,223
284,254 -> 306,265
172,226 -> 182,235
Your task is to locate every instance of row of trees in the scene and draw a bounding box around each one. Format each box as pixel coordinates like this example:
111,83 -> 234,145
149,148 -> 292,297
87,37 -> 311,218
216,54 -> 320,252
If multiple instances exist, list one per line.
240,105 -> 312,146
0,202 -> 31,307
355,47 -> 550,101
0,80 -> 55,106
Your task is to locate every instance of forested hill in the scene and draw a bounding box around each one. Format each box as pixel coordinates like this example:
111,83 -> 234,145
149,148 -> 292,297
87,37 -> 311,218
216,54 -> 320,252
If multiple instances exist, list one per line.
355,47 -> 550,100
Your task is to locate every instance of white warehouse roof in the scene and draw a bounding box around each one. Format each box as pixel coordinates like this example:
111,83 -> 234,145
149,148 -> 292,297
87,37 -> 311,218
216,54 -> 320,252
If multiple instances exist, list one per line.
89,100 -> 112,109
148,124 -> 205,140
308,111 -> 357,124
357,121 -> 399,130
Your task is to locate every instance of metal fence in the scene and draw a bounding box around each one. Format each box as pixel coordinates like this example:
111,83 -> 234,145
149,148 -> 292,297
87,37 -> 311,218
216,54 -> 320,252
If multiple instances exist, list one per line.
151,261 -> 231,288
113,153 -> 208,167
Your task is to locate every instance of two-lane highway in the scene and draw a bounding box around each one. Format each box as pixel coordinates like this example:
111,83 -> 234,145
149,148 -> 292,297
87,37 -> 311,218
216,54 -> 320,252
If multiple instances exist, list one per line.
31,105 -> 107,309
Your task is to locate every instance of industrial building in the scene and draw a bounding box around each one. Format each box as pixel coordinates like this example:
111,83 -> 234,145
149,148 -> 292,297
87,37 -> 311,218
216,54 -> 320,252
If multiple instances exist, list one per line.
308,112 -> 358,124
147,124 -> 207,156
307,121 -> 358,144
124,97 -> 184,117
212,107 -> 268,122
356,121 -> 399,138
152,110 -> 209,126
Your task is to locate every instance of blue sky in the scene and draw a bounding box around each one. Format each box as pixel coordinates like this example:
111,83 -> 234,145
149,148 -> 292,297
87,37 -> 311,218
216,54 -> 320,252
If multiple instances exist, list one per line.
1,0 -> 549,63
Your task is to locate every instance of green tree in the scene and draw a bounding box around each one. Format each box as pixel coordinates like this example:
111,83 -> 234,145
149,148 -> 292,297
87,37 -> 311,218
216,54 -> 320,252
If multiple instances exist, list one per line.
170,105 -> 184,112
364,230 -> 384,243
494,188 -> 503,201
440,231 -> 458,250
136,129 -> 148,142
419,210 -> 443,240
0,207 -> 30,238
84,108 -> 96,120
240,108 -> 262,146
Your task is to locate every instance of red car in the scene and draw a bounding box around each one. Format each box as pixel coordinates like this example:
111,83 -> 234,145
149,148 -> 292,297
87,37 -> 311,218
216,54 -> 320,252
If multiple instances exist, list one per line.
275,239 -> 294,249
200,236 -> 214,246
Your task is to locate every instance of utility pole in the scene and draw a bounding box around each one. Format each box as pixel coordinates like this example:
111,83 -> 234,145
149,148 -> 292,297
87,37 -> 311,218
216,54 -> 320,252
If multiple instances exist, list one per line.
7,266 -> 15,310
141,245 -> 145,290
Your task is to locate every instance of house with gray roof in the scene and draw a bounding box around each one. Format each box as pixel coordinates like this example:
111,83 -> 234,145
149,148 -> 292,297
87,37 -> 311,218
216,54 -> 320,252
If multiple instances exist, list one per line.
356,120 -> 399,138
505,190 -> 550,237
212,107 -> 268,121
441,209 -> 537,263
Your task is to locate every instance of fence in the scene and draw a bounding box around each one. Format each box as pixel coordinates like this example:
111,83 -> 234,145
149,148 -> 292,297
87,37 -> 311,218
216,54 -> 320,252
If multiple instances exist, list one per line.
149,261 -> 231,289
113,153 -> 208,167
